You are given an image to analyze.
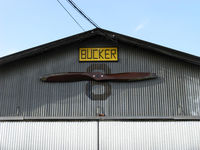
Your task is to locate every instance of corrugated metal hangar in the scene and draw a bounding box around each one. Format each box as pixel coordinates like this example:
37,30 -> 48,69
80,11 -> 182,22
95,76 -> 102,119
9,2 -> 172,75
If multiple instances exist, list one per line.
0,28 -> 200,149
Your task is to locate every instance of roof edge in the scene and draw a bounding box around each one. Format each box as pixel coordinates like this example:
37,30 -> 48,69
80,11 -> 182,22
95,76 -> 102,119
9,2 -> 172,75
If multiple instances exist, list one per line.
0,28 -> 200,66
0,28 -> 99,66
98,28 -> 200,66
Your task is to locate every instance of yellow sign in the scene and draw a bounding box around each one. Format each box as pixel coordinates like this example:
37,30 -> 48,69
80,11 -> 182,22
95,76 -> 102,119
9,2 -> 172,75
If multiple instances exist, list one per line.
79,47 -> 118,61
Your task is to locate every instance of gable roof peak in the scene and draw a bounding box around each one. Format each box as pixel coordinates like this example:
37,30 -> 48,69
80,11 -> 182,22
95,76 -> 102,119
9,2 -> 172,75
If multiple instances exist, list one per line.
0,28 -> 200,66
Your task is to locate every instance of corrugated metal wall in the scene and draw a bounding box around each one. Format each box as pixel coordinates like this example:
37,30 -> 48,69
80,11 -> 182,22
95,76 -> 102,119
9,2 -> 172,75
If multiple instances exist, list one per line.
0,36 -> 200,118
1,121 -> 200,150
0,121 -> 97,150
100,121 -> 200,150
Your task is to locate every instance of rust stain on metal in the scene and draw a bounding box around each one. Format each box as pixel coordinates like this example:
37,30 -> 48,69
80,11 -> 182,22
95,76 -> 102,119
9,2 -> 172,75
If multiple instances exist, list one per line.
99,113 -> 105,117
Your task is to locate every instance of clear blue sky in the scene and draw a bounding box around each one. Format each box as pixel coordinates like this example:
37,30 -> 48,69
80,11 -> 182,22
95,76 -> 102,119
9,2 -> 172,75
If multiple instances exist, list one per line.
0,0 -> 200,57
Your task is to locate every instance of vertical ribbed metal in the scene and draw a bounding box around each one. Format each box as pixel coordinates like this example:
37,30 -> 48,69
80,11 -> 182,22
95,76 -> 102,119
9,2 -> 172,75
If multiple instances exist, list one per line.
0,37 -> 200,118
1,121 -> 200,149
0,121 -> 97,150
99,121 -> 200,150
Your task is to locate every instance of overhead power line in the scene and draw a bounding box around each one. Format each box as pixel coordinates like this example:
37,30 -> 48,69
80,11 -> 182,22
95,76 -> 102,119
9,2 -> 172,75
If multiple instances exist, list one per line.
66,0 -> 100,28
56,0 -> 85,31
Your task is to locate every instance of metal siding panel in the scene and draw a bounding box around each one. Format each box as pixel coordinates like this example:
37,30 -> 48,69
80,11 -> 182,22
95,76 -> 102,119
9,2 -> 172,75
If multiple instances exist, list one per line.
100,121 -> 200,150
0,121 -> 97,150
0,39 -> 200,118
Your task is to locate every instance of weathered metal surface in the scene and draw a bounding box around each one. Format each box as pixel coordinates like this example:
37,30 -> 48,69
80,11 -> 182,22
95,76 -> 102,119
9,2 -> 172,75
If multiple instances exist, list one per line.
0,121 -> 200,149
99,121 -> 200,150
0,121 -> 97,150
1,28 -> 200,66
40,72 -> 157,82
0,37 -> 200,118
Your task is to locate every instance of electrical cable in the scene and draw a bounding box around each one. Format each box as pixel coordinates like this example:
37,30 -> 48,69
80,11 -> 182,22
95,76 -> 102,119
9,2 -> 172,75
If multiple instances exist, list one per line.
66,0 -> 116,43
56,0 -> 85,31
57,0 -> 115,43
66,0 -> 100,28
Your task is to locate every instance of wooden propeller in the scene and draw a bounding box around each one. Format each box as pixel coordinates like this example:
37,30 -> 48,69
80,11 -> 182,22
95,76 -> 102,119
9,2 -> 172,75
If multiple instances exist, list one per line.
40,72 -> 157,82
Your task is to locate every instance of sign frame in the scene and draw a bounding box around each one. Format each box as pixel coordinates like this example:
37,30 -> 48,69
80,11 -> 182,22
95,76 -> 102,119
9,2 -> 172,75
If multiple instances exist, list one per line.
79,47 -> 119,62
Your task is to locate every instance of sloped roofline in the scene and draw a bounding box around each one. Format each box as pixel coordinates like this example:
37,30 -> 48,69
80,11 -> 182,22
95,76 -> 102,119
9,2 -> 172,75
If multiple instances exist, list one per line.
0,28 -> 200,66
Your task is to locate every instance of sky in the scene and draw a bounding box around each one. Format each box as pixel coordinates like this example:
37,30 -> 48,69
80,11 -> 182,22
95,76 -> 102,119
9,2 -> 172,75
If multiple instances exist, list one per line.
0,0 -> 200,57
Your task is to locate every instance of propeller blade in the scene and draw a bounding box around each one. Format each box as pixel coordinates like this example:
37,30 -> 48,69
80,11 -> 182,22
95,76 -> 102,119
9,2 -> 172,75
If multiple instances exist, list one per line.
101,72 -> 157,81
40,72 -> 93,82
40,72 -> 157,82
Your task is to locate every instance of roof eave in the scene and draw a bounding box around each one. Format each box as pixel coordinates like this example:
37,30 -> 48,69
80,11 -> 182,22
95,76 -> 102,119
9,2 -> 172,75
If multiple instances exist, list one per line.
0,28 -> 199,66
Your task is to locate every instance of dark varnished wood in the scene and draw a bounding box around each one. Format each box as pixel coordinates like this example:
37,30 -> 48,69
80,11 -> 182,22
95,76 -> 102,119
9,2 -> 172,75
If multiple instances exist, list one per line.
41,72 -> 157,82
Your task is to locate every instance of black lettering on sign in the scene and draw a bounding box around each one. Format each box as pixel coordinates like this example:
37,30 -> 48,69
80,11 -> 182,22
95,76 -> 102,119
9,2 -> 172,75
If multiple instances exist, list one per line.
79,48 -> 118,61
93,49 -> 98,59
111,49 -> 117,59
87,49 -> 92,59
105,49 -> 110,59
81,50 -> 86,59
86,64 -> 111,100
99,50 -> 104,59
